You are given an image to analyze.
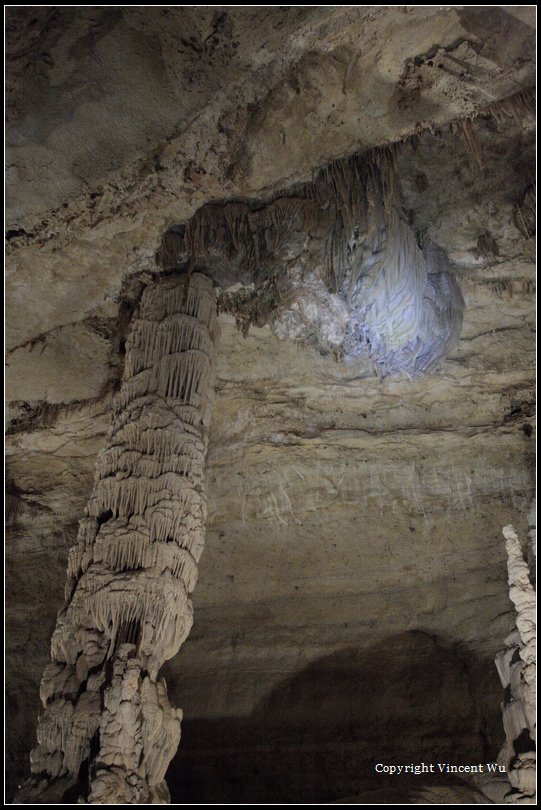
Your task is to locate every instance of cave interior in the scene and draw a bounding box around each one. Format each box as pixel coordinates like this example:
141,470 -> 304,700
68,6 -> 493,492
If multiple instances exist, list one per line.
5,5 -> 536,805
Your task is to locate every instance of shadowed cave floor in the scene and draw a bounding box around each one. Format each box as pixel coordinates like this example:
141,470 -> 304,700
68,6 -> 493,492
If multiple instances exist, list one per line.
165,632 -> 501,803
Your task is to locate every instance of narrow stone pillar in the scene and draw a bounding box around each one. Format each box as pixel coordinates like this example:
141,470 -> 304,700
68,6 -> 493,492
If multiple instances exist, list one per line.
19,273 -> 219,803
494,520 -> 536,804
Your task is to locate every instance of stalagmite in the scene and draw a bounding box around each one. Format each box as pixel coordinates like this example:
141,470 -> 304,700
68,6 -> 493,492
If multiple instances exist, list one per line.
17,272 -> 219,804
494,515 -> 536,804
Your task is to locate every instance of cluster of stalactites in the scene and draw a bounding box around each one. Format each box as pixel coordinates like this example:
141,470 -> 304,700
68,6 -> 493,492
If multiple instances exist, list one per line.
160,147 -> 464,378
158,95 -> 533,377
495,513 -> 536,804
289,150 -> 465,375
341,153 -> 465,377
159,195 -> 326,281
24,272 -> 218,802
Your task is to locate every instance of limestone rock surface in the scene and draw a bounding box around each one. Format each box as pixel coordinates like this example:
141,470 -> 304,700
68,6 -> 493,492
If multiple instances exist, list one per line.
5,6 -> 536,804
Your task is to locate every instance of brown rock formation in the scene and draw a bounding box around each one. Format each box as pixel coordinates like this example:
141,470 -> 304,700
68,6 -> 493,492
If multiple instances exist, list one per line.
17,273 -> 218,803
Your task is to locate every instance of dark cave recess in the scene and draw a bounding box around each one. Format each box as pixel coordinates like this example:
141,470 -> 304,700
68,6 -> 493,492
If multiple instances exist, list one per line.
166,631 -> 501,803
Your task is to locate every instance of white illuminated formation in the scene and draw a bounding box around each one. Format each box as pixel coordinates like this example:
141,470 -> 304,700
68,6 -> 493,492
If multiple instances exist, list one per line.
19,273 -> 218,803
342,153 -> 465,376
495,513 -> 536,804
160,149 -> 465,378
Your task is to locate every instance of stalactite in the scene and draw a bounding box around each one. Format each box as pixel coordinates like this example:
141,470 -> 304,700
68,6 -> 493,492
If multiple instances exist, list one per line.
494,516 -> 536,804
157,88 -> 532,315
17,272 -> 219,804
514,186 -> 536,264
488,89 -> 535,130
342,154 -> 464,376
158,146 -> 464,377
452,118 -> 484,170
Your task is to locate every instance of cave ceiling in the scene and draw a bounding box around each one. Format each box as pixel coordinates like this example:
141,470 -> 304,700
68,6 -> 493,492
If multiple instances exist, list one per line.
5,5 -> 536,803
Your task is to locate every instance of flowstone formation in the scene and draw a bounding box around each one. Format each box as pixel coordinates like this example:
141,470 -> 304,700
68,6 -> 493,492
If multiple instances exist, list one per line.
17,272 -> 219,804
495,510 -> 536,804
337,153 -> 465,376
160,147 -> 465,377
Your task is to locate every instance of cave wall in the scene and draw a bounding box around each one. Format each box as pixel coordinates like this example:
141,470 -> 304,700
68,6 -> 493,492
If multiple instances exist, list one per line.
5,6 -> 535,804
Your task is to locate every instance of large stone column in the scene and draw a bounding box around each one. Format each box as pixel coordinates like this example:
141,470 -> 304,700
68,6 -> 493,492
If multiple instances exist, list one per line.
19,272 -> 219,803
